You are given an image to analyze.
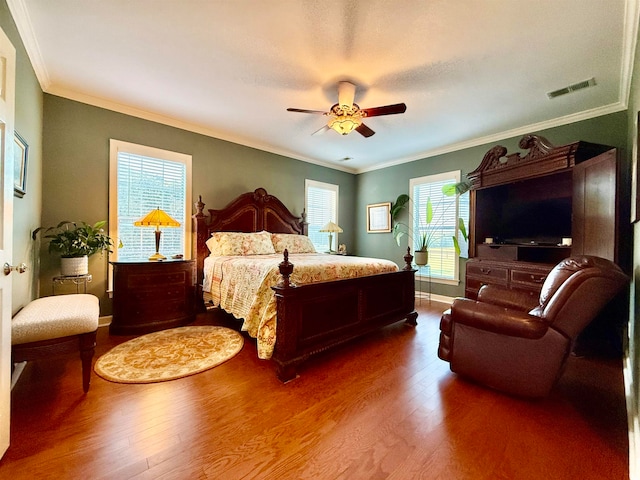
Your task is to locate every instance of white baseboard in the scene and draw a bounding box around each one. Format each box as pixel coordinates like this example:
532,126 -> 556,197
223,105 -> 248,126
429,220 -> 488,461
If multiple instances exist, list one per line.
416,292 -> 454,305
630,422 -> 639,480
624,353 -> 639,480
99,315 -> 112,327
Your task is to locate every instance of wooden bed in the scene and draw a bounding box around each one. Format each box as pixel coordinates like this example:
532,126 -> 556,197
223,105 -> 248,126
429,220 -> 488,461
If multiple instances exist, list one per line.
193,188 -> 417,382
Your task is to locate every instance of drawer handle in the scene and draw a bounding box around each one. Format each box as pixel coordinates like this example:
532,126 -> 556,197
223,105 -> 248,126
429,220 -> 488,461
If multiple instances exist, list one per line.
530,275 -> 544,283
480,268 -> 491,274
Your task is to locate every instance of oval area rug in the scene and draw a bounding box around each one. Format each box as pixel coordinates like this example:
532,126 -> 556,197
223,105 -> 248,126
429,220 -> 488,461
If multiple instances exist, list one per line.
94,326 -> 244,384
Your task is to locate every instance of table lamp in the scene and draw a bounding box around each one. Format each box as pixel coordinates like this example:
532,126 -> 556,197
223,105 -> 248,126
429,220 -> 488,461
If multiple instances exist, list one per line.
319,221 -> 343,253
134,207 -> 181,261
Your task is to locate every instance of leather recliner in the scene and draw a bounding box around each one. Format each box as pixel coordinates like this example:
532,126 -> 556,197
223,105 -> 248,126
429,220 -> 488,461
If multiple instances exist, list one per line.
438,256 -> 629,397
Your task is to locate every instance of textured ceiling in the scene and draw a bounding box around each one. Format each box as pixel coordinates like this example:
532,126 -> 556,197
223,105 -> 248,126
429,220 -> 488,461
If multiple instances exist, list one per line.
8,0 -> 640,173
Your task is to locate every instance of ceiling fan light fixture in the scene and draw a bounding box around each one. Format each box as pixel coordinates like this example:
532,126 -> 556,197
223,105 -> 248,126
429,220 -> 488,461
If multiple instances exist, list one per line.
328,115 -> 362,135
287,84 -> 405,138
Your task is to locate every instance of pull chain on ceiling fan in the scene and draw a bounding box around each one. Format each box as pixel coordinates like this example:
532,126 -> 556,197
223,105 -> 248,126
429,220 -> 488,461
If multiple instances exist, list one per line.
287,81 -> 406,137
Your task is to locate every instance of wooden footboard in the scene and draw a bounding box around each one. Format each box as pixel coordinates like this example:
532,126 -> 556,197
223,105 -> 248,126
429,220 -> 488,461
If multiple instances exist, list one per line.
193,189 -> 417,381
271,249 -> 417,382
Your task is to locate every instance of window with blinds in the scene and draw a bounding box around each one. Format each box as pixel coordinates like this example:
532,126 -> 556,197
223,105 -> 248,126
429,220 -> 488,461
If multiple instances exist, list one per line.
409,171 -> 468,283
305,179 -> 339,252
109,140 -> 192,262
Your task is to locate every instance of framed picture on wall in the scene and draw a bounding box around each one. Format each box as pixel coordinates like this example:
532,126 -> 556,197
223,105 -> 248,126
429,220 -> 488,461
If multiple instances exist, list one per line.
13,131 -> 28,198
634,112 -> 640,223
367,202 -> 391,233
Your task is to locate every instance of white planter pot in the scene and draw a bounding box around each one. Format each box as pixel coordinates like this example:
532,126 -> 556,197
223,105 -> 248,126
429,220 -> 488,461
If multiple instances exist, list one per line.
60,256 -> 88,276
414,250 -> 429,266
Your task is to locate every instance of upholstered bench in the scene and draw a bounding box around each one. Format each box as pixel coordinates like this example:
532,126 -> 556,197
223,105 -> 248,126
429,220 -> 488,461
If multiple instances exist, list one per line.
12,294 -> 99,393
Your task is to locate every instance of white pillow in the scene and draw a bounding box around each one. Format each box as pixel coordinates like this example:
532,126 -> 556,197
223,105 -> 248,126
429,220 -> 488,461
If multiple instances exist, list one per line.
206,231 -> 276,256
270,233 -> 316,254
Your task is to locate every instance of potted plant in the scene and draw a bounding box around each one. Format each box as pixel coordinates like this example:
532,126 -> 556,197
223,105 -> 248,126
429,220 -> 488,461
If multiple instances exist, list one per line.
33,220 -> 114,276
391,194 -> 432,266
391,180 -> 470,266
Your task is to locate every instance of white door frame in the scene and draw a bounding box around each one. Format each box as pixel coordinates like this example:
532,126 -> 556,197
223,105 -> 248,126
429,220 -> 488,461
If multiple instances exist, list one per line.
0,25 -> 16,458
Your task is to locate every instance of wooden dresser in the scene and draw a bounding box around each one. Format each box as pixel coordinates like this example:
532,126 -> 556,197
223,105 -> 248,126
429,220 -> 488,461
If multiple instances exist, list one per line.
110,259 -> 196,335
465,258 -> 553,300
465,134 -> 627,300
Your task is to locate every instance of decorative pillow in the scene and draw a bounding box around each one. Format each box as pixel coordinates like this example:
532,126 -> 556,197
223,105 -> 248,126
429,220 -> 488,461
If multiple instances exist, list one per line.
270,233 -> 316,254
206,231 -> 276,256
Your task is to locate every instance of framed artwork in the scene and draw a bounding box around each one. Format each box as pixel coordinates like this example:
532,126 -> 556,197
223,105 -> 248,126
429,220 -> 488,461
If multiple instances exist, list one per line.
13,131 -> 28,198
367,202 -> 391,233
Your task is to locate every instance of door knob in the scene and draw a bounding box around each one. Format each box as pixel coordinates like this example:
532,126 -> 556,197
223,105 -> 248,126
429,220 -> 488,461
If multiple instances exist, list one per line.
3,262 -> 27,275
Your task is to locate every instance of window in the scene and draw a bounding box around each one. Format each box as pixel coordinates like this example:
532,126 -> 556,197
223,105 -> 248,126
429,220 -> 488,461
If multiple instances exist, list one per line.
409,171 -> 469,284
109,140 -> 192,263
305,179 -> 339,252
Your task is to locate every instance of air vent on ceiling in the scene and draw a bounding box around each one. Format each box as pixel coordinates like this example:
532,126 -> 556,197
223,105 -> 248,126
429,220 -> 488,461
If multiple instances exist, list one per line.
547,77 -> 597,99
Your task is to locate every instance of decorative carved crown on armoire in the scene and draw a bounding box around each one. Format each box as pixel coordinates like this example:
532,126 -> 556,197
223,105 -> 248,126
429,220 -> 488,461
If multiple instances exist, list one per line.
465,134 -> 627,301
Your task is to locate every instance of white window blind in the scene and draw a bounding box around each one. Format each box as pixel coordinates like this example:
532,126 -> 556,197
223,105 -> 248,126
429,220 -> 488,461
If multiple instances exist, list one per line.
410,171 -> 465,283
305,180 -> 339,252
109,140 -> 192,263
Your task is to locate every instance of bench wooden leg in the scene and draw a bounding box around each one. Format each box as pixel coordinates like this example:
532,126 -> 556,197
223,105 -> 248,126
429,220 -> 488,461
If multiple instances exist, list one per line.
79,331 -> 97,393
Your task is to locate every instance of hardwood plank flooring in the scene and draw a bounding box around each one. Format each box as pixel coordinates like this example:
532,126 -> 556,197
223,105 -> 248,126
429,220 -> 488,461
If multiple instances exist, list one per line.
0,301 -> 629,479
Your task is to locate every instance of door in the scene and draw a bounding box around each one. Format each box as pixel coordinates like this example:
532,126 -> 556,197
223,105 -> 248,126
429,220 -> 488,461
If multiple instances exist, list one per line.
572,149 -> 617,263
0,27 -> 16,458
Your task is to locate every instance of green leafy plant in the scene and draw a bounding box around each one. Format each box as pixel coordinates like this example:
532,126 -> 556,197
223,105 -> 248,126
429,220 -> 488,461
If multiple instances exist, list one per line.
33,220 -> 114,258
391,180 -> 470,254
442,181 -> 470,256
391,193 -> 432,252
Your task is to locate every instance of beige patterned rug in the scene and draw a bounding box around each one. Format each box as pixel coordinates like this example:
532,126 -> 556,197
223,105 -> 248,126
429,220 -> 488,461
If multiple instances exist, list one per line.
94,326 -> 244,384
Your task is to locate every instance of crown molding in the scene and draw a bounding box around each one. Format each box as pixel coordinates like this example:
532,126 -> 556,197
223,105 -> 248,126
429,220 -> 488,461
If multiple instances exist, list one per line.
46,85 -> 358,175
356,102 -> 628,174
8,0 -> 638,176
620,0 -> 640,107
7,0 -> 50,89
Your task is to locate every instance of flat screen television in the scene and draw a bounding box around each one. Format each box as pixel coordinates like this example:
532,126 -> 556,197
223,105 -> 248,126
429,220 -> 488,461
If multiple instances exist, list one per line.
474,171 -> 573,246
499,196 -> 572,245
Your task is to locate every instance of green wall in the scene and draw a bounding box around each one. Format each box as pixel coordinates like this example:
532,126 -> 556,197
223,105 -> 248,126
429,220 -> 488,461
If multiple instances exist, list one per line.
41,95 -> 356,314
355,111 -> 629,298
41,91 -> 630,310
0,1 -> 43,314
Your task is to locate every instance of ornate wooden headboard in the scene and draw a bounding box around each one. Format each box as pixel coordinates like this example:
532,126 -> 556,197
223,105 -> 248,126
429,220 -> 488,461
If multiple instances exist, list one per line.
192,188 -> 307,288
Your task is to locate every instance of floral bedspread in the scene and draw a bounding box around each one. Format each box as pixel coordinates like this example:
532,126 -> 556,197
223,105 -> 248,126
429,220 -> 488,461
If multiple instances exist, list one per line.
202,253 -> 399,359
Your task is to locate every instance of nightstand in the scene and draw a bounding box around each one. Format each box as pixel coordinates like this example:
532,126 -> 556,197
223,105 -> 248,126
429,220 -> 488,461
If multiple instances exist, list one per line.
110,259 -> 196,335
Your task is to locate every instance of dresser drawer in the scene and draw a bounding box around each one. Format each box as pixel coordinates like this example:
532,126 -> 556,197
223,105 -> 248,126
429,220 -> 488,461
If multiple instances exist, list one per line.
511,269 -> 548,288
110,259 -> 196,335
466,263 -> 508,282
465,277 -> 491,299
127,271 -> 188,287
132,299 -> 188,318
464,258 -> 552,301
476,244 -> 518,261
129,286 -> 186,302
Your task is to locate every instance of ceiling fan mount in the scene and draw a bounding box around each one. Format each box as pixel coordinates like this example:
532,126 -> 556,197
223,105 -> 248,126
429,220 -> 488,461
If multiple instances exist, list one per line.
287,81 -> 406,138
329,102 -> 362,117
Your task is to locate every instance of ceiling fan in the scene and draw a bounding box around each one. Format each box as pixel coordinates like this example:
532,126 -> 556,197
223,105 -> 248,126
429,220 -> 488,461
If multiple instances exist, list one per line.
287,81 -> 406,138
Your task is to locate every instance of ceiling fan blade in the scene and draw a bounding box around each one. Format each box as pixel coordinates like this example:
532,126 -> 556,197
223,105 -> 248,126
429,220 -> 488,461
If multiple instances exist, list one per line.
356,123 -> 375,138
287,108 -> 328,115
338,81 -> 356,108
312,125 -> 331,136
361,103 -> 407,117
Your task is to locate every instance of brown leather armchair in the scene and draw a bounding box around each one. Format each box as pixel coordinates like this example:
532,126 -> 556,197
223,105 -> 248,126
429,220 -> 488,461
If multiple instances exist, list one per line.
438,256 -> 629,397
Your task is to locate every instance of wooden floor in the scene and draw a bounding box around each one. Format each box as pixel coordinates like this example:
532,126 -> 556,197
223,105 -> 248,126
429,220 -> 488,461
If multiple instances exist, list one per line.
0,300 -> 629,479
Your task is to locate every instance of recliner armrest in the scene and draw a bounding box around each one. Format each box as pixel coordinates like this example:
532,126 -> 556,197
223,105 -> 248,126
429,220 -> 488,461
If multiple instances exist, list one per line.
477,284 -> 540,311
451,297 -> 549,339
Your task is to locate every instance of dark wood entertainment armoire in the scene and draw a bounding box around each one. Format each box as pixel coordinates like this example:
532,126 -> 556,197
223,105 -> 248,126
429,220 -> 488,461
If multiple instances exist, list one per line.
465,134 -> 629,355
